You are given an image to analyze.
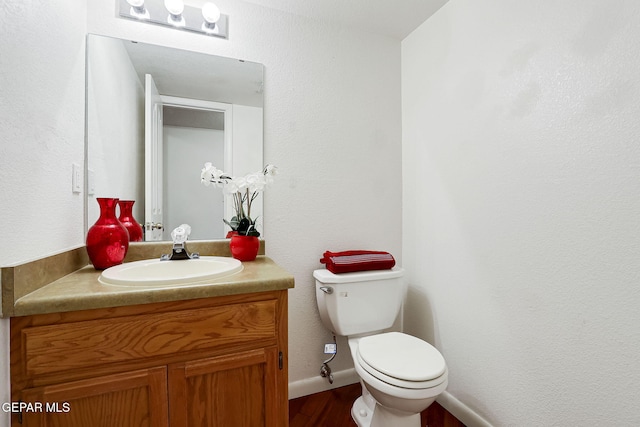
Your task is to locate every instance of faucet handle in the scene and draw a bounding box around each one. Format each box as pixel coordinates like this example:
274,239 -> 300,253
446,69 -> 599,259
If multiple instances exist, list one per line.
171,224 -> 192,244
162,224 -> 199,261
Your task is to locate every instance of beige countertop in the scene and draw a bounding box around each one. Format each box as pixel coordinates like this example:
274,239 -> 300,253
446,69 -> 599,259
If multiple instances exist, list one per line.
2,241 -> 294,318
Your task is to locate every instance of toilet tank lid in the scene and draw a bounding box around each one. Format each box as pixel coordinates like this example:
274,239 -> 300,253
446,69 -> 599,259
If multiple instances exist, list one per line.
313,268 -> 404,284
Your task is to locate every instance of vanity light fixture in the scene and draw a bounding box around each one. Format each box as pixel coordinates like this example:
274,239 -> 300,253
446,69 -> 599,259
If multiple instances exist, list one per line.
117,0 -> 229,39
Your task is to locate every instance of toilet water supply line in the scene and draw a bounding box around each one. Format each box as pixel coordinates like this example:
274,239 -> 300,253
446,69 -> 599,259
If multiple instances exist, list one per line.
320,334 -> 337,384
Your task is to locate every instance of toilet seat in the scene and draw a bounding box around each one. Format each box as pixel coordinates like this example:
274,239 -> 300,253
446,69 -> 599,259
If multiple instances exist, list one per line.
356,332 -> 447,389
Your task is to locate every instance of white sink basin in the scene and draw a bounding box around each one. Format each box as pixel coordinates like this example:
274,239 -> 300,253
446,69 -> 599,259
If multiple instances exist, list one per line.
99,256 -> 243,287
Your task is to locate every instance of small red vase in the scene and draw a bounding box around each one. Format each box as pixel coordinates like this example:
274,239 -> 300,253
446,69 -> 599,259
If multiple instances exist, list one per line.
229,235 -> 260,261
86,198 -> 130,270
117,200 -> 143,242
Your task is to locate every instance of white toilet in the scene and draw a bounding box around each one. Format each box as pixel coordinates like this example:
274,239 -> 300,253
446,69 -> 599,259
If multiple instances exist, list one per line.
314,268 -> 448,427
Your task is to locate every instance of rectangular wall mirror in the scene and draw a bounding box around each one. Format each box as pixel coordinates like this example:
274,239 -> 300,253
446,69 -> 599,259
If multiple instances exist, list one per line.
85,34 -> 264,241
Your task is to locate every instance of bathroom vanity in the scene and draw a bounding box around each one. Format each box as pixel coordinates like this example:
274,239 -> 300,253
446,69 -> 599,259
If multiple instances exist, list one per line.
3,242 -> 294,427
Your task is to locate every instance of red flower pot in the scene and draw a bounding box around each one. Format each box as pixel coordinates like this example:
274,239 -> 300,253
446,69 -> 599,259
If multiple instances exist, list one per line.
86,198 -> 129,269
117,200 -> 143,242
229,235 -> 260,261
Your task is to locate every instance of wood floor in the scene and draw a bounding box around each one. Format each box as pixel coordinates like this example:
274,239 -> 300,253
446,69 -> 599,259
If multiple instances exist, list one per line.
289,383 -> 466,427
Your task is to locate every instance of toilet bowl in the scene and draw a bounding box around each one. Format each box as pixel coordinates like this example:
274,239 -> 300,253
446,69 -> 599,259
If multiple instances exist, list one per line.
348,333 -> 448,427
314,268 -> 448,427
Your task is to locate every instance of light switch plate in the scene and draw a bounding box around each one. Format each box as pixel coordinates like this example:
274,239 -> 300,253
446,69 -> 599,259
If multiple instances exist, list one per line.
72,163 -> 82,193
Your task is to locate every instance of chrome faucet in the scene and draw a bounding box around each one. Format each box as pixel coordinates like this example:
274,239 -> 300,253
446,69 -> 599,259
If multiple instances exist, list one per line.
161,224 -> 200,261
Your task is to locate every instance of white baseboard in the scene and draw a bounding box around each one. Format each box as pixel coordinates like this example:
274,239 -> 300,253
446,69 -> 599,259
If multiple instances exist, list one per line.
437,391 -> 493,427
288,368 -> 360,400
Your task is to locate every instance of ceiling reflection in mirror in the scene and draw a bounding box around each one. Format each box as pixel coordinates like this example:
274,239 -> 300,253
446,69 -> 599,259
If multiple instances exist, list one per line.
86,34 -> 264,241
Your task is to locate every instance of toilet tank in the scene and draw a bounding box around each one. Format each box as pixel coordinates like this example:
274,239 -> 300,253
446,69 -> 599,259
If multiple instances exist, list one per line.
314,268 -> 404,336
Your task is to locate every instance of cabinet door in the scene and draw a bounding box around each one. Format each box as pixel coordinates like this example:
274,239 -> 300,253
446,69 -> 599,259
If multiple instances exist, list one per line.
19,367 -> 169,427
169,346 -> 284,427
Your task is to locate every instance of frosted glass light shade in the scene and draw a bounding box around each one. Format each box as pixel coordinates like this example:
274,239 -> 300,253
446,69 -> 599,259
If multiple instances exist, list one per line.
164,0 -> 184,15
202,2 -> 221,23
126,0 -> 148,19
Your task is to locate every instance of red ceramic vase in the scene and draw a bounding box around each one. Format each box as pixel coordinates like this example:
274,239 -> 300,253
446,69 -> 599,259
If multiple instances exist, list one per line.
86,198 -> 130,270
117,200 -> 143,242
229,235 -> 260,261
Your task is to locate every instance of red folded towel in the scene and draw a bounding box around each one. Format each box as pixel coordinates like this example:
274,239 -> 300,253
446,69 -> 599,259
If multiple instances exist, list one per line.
320,250 -> 396,274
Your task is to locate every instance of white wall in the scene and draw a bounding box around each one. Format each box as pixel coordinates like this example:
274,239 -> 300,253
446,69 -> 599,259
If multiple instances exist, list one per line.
0,0 -> 402,409
231,104 -> 265,235
0,2 -> 87,264
402,0 -> 640,425
0,1 -> 87,425
87,35 -> 145,224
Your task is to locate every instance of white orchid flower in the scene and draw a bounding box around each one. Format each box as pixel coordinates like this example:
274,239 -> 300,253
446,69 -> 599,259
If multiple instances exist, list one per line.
201,162 -> 228,187
245,173 -> 266,193
201,162 -> 277,237
264,164 -> 277,185
200,163 -> 213,186
235,176 -> 248,191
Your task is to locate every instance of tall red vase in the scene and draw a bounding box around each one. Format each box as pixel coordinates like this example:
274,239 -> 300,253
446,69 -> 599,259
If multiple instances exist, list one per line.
86,198 -> 130,270
229,235 -> 260,261
117,200 -> 143,242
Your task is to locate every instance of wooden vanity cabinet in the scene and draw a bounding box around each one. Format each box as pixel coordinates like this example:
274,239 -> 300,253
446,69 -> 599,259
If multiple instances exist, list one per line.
19,366 -> 169,427
10,290 -> 289,427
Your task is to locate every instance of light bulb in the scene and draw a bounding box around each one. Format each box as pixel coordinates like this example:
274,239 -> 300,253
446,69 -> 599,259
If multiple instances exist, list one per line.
164,0 -> 184,16
202,2 -> 221,24
126,0 -> 149,19
165,0 -> 185,26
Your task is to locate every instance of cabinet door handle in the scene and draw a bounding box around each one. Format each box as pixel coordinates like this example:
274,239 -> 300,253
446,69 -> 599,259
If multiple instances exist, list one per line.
279,351 -> 283,370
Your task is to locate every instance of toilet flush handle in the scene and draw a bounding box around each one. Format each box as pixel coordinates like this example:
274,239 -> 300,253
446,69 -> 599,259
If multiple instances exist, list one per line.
319,286 -> 333,294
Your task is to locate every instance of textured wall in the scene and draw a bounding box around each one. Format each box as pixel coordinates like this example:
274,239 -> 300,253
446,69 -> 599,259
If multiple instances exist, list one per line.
0,1 -> 87,425
0,1 -> 87,264
402,0 -> 640,425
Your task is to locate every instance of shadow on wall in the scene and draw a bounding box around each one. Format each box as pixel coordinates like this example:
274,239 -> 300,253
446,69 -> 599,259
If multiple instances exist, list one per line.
404,285 -> 437,345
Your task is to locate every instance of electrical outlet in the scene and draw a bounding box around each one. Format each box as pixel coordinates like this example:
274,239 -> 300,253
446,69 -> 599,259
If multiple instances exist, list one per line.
324,343 -> 337,354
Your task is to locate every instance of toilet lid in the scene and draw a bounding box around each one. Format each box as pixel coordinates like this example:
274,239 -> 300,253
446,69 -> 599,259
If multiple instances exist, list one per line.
357,332 -> 446,382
